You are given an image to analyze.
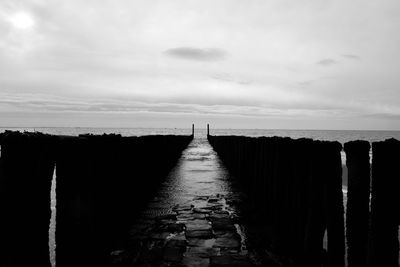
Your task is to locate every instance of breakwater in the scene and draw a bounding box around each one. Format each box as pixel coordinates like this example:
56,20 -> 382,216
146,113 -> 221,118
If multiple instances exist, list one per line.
0,131 -> 192,267
208,135 -> 399,267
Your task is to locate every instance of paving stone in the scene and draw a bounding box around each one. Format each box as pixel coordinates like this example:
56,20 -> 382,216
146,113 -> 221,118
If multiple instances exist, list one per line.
182,255 -> 210,267
208,198 -> 220,203
163,247 -> 184,262
192,213 -> 207,219
219,248 -> 242,255
202,205 -> 224,212
187,238 -> 216,247
168,232 -> 186,241
173,204 -> 194,212
214,232 -> 241,249
149,232 -> 171,240
193,208 -> 211,214
161,223 -> 183,232
166,238 -> 188,249
176,210 -> 194,216
186,229 -> 214,239
214,210 -> 230,215
211,218 -> 236,231
208,213 -> 230,221
156,214 -> 177,221
214,237 -> 241,249
210,255 -> 254,267
193,196 -> 209,201
153,222 -> 185,233
138,247 -> 164,264
157,219 -> 178,225
186,219 -> 212,231
186,247 -> 220,258
177,214 -> 196,222
213,229 -> 238,237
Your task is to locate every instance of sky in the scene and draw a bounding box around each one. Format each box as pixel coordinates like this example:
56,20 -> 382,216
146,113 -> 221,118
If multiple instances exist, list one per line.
1,0 -> 400,130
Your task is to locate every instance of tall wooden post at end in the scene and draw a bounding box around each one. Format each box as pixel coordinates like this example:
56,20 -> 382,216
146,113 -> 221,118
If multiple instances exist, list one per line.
192,124 -> 194,136
207,124 -> 210,136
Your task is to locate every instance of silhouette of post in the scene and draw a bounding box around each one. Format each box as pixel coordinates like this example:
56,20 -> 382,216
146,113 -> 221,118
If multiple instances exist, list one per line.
325,141 -> 345,267
344,141 -> 370,267
207,124 -> 210,137
0,132 -> 55,267
369,139 -> 400,266
192,124 -> 194,136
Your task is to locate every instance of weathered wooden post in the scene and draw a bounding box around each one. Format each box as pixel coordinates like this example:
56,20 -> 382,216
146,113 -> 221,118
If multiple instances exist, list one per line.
369,139 -> 400,267
292,138 -> 315,264
56,136 -> 98,267
303,141 -> 331,266
344,141 -> 371,267
207,135 -> 347,266
207,124 -> 210,137
192,124 -> 195,136
0,132 -> 55,267
323,141 -> 345,267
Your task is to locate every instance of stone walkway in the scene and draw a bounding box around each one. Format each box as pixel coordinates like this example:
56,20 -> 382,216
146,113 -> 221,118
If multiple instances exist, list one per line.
111,138 -> 258,266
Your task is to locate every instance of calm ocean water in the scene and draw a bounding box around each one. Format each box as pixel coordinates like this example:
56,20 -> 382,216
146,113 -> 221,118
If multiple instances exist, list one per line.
1,127 -> 400,143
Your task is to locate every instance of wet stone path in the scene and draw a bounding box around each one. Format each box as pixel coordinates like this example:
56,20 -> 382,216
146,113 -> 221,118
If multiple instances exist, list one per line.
113,138 -> 258,267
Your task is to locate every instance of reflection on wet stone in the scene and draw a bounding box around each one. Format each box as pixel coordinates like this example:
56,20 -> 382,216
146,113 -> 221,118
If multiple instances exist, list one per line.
114,138 -> 256,266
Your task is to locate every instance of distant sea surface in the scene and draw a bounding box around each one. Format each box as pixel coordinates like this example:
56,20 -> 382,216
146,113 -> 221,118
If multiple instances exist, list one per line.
1,127 -> 400,143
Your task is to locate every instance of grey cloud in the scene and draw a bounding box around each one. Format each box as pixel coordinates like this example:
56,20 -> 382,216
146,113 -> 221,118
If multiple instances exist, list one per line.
211,73 -> 251,85
362,113 -> 400,120
0,93 -> 349,118
164,47 -> 227,61
298,80 -> 314,87
342,54 -> 361,60
317,58 -> 338,66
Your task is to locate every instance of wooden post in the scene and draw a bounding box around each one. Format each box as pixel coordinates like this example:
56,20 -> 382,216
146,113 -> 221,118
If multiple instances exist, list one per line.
324,141 -> 345,267
344,141 -> 370,267
369,139 -> 400,266
192,124 -> 194,136
207,124 -> 210,136
0,132 -> 55,267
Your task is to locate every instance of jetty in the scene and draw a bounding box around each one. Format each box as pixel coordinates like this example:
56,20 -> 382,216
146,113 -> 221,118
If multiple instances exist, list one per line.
0,125 -> 399,267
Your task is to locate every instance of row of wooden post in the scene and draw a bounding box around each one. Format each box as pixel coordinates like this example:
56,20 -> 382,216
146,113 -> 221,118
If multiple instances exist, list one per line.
0,131 -> 193,267
208,135 -> 399,267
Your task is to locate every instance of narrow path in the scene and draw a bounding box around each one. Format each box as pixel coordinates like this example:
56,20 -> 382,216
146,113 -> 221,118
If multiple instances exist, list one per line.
115,138 -> 257,266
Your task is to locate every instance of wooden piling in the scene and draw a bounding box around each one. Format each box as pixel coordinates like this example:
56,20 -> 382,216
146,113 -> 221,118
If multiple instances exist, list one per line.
0,132 -> 55,267
324,141 -> 345,267
55,134 -> 192,266
369,139 -> 400,267
55,136 -> 96,267
344,141 -> 371,267
208,135 -> 347,266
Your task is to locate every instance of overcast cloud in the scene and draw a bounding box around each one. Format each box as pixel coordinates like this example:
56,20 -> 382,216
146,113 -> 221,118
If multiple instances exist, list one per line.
164,47 -> 227,61
1,0 -> 400,129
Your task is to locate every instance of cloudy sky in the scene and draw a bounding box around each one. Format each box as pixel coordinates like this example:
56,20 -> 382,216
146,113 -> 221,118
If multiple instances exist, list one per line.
1,0 -> 400,129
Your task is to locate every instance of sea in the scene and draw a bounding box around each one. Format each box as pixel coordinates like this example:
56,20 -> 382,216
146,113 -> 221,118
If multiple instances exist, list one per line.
1,127 -> 400,142
1,127 -> 399,266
